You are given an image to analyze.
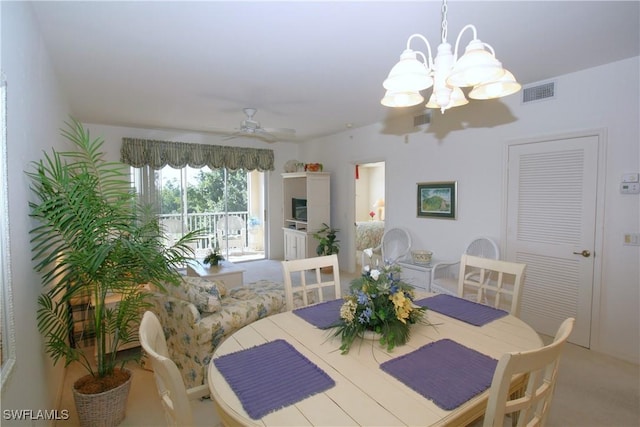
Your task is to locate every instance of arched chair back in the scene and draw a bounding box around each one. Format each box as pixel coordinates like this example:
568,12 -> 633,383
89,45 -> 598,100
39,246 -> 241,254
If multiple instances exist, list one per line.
362,227 -> 412,267
483,318 -> 575,427
430,236 -> 499,295
139,311 -> 209,426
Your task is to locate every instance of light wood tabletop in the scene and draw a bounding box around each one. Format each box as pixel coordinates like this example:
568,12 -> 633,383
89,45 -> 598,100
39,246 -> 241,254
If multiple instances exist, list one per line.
208,294 -> 543,427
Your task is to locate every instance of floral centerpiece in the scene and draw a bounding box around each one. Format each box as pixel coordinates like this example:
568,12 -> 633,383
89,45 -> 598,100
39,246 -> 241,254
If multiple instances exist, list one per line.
331,249 -> 428,354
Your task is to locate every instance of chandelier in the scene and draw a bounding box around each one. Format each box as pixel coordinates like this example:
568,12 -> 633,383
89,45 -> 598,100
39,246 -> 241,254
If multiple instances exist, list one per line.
381,0 -> 521,113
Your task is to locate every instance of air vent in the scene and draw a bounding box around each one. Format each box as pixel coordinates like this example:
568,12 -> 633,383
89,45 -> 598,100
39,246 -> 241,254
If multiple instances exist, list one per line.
522,81 -> 556,104
413,111 -> 431,127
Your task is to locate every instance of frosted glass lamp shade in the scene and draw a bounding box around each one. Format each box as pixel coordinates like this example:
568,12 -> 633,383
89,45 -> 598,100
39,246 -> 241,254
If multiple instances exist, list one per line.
469,70 -> 521,99
446,39 -> 505,87
381,90 -> 424,107
383,49 -> 433,92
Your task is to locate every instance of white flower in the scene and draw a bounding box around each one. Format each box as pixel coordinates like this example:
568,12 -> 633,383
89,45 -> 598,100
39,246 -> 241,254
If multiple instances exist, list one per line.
370,269 -> 381,280
363,264 -> 370,272
364,248 -> 373,258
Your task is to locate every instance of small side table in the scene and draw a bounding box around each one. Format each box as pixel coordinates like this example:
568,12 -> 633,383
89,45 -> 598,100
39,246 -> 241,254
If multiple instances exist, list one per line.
186,260 -> 245,288
398,260 -> 435,292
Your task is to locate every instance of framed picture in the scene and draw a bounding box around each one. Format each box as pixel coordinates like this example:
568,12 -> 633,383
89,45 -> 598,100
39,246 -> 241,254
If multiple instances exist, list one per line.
417,181 -> 457,219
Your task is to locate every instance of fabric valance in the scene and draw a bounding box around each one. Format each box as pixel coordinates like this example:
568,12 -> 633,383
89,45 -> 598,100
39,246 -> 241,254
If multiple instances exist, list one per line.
120,138 -> 275,171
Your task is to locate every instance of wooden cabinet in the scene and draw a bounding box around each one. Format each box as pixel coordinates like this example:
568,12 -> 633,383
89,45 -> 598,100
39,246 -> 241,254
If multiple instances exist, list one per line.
282,172 -> 330,260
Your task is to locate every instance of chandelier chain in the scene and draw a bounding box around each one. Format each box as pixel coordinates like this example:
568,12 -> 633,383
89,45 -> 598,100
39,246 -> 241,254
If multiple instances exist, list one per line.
441,0 -> 448,43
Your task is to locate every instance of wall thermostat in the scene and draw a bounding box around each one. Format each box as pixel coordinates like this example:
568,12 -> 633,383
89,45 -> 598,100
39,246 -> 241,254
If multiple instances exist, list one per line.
620,173 -> 640,194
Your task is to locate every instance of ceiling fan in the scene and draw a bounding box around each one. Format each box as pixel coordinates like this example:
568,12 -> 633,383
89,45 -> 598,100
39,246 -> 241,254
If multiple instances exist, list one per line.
223,108 -> 296,143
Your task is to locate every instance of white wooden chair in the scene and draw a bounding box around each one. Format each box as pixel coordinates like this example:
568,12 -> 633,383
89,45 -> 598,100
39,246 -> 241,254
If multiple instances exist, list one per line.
483,317 -> 575,427
281,254 -> 341,311
216,215 -> 245,254
139,311 -> 211,427
458,254 -> 527,317
431,236 -> 499,295
361,227 -> 412,267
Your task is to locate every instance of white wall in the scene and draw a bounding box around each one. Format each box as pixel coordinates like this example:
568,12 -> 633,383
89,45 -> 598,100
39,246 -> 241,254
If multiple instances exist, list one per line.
1,1 -> 71,420
299,57 -> 640,364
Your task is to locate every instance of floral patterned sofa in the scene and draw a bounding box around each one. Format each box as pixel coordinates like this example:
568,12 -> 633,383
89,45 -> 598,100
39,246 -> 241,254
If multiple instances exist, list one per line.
147,276 -> 289,388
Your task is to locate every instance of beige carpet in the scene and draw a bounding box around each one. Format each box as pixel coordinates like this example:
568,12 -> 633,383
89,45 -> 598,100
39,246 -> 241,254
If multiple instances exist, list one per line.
56,259 -> 639,426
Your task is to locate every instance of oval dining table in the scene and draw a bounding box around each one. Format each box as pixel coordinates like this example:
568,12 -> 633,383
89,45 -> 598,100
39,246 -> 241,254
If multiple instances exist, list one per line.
208,293 -> 543,427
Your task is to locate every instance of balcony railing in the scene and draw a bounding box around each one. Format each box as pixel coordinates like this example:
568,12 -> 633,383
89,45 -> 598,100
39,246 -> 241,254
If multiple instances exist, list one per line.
159,211 -> 250,252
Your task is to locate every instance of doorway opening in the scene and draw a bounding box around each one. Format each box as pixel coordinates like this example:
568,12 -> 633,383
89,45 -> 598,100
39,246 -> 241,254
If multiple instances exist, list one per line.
354,161 -> 386,270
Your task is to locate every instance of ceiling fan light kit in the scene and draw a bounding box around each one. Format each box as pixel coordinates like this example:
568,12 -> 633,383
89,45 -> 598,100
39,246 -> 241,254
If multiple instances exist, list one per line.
381,0 -> 521,113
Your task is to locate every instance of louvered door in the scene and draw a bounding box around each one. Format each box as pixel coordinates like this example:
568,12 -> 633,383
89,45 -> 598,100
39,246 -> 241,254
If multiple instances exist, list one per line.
505,134 -> 600,347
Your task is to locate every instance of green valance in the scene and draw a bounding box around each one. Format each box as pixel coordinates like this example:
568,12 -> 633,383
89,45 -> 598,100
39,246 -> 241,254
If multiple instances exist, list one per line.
120,138 -> 275,171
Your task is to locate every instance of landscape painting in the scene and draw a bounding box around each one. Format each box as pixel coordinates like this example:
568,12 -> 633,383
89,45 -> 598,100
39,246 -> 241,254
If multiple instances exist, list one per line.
417,181 -> 457,219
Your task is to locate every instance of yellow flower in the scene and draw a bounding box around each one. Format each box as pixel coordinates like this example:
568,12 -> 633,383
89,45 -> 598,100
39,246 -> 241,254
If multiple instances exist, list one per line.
340,299 -> 357,323
390,292 -> 412,324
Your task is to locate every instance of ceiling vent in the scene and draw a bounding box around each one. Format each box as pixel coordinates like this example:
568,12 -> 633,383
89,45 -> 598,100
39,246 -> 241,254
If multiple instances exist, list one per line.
413,111 -> 431,127
522,81 -> 556,104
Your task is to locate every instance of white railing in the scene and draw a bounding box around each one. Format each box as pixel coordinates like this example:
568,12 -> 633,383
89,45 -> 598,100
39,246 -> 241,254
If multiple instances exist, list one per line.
158,211 -> 250,251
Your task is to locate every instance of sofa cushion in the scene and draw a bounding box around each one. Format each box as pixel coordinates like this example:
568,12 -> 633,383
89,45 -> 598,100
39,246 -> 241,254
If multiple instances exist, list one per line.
164,276 -> 228,314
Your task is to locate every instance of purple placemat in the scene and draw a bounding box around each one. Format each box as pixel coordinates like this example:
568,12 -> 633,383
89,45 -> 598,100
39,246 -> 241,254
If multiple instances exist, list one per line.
293,299 -> 343,329
415,294 -> 508,326
213,339 -> 335,419
380,339 -> 497,410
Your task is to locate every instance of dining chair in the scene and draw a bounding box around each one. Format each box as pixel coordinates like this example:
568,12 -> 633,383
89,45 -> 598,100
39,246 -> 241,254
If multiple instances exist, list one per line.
457,254 -> 526,317
361,227 -> 412,267
431,236 -> 499,295
281,254 -> 341,311
483,317 -> 575,427
139,311 -> 211,427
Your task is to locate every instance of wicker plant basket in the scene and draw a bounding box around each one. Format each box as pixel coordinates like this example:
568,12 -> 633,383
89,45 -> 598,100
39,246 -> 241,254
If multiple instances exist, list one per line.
72,370 -> 132,427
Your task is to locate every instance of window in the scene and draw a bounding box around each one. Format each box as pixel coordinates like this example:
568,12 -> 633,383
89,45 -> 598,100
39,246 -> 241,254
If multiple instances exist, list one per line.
133,165 -> 266,262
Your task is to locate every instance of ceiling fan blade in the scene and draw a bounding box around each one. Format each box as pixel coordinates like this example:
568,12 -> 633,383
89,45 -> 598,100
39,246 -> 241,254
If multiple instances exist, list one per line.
262,127 -> 296,135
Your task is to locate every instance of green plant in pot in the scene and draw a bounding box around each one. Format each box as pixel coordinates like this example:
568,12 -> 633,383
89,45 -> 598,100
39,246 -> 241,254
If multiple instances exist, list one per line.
27,119 -> 199,426
313,223 -> 340,272
203,243 -> 224,266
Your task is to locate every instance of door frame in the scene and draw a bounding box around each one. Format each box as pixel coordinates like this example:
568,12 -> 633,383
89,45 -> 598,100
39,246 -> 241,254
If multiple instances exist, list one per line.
501,128 -> 607,347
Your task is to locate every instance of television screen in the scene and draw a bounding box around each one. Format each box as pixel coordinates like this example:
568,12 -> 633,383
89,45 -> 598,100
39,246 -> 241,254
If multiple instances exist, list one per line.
292,198 -> 307,221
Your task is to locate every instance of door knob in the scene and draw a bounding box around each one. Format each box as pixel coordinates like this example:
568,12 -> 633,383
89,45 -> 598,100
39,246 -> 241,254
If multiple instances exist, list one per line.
573,250 -> 591,258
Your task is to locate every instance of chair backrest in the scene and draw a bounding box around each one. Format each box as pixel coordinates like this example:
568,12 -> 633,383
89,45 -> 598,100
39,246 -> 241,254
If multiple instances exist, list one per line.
381,227 -> 412,264
465,236 -> 500,259
281,254 -> 341,311
139,311 -> 193,426
483,318 -> 575,427
216,215 -> 245,235
457,254 -> 526,316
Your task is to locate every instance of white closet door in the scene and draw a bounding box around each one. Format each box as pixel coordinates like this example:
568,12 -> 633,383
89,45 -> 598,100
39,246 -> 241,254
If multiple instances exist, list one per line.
505,134 -> 600,347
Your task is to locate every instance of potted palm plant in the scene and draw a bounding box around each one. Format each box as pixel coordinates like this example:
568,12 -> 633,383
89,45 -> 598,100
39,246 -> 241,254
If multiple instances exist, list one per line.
27,118 -> 198,426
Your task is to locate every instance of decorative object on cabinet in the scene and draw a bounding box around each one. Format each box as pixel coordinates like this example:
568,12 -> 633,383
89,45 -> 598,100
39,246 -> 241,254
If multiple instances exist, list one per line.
431,236 -> 499,296
284,159 -> 305,173
304,162 -> 323,172
417,181 -> 457,219
411,249 -> 433,265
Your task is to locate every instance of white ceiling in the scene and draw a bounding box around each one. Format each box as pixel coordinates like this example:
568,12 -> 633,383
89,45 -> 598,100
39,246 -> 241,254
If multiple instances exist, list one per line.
31,1 -> 640,142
